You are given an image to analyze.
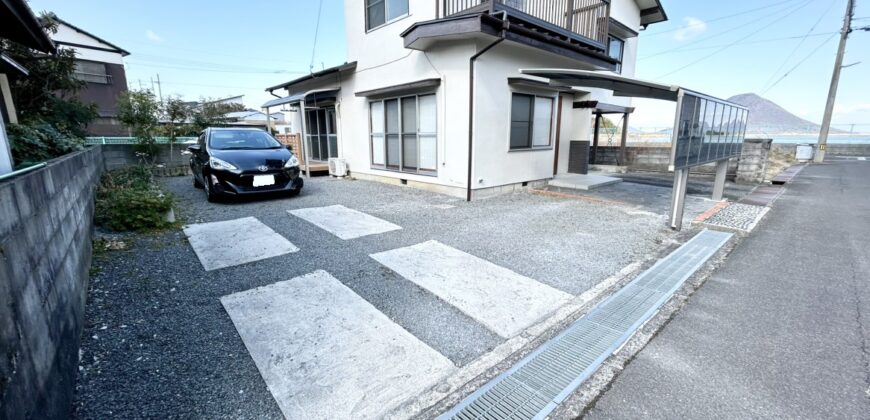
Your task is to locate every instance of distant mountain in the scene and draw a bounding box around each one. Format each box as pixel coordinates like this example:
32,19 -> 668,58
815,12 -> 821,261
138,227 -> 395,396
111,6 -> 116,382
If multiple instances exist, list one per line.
727,93 -> 828,134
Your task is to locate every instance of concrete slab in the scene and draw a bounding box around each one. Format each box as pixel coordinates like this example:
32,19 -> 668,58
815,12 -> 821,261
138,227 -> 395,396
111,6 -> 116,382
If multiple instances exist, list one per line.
288,204 -> 401,240
183,217 -> 298,271
549,173 -> 622,191
371,241 -> 573,338
220,270 -> 456,419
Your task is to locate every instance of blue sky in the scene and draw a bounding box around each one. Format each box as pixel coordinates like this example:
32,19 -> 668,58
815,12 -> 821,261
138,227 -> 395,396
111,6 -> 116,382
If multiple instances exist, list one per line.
28,0 -> 870,129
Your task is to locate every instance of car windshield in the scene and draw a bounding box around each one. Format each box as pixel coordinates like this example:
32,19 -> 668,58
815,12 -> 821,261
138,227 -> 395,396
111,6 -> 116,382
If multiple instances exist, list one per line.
209,130 -> 283,150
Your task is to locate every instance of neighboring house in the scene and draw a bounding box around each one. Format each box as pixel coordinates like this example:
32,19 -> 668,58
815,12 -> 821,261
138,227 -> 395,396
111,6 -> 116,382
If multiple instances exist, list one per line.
265,0 -> 666,199
51,17 -> 130,136
203,95 -> 245,108
0,0 -> 57,174
224,110 -> 278,124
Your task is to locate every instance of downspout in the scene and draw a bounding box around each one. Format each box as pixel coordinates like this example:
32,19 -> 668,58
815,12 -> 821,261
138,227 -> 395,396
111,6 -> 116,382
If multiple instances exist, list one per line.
466,14 -> 508,202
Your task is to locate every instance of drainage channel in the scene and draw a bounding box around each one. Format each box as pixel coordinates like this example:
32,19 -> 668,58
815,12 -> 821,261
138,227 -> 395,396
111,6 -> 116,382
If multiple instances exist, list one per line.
440,229 -> 733,420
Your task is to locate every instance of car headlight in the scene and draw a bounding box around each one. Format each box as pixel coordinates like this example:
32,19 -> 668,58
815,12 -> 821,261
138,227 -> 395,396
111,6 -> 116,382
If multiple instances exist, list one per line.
284,154 -> 299,168
209,157 -> 238,171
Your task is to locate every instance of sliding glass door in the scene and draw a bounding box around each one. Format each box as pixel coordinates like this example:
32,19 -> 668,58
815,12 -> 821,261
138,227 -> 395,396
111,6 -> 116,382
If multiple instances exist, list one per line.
305,108 -> 338,161
370,93 -> 436,175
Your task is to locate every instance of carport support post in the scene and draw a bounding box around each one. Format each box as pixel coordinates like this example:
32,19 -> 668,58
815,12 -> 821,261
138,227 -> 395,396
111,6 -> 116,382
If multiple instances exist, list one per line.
298,102 -> 311,178
669,168 -> 689,230
712,160 -> 728,201
592,113 -> 601,164
619,112 -> 629,166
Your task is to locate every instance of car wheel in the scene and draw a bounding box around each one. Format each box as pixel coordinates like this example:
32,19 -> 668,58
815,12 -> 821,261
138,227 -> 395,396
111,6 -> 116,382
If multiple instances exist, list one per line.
193,175 -> 204,189
203,175 -> 218,203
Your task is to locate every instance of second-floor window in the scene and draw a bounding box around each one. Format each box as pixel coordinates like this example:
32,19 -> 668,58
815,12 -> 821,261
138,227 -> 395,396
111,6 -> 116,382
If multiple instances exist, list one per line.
608,36 -> 624,74
74,60 -> 111,84
366,0 -> 409,31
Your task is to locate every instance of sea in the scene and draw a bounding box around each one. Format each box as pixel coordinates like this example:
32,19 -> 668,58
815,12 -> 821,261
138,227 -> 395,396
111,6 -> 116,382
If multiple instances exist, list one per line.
625,133 -> 870,145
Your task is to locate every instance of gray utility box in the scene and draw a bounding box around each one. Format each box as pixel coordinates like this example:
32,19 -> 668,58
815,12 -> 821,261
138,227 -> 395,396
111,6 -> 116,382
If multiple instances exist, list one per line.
568,140 -> 590,174
795,144 -> 814,162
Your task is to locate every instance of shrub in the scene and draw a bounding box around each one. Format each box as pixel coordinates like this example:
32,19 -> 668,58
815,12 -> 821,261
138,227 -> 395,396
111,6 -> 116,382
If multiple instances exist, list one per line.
6,120 -> 85,167
95,167 -> 176,232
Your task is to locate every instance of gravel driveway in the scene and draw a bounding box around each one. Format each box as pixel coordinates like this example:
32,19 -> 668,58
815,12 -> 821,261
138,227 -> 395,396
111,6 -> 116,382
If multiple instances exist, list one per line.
74,175 -> 688,419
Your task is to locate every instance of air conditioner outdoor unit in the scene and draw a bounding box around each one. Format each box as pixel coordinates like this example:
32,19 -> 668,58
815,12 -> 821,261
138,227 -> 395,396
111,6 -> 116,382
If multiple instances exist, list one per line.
328,158 -> 348,177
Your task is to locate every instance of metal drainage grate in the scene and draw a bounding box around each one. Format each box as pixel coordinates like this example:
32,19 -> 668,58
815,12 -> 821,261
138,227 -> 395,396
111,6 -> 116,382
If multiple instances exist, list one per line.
441,229 -> 732,420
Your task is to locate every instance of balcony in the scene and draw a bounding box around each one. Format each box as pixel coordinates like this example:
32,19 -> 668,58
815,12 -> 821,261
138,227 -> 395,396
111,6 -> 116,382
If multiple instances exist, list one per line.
440,0 -> 611,50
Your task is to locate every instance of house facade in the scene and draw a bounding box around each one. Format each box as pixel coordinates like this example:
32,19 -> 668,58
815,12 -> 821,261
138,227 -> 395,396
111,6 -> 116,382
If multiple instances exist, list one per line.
265,0 -> 666,198
51,17 -> 130,136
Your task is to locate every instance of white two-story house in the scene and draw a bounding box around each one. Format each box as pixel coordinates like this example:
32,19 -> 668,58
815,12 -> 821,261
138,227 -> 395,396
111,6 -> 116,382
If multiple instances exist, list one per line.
264,0 -> 667,199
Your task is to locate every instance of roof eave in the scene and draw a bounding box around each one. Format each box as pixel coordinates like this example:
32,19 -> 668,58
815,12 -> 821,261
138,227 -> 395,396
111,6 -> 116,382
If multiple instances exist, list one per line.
265,62 -> 358,93
52,16 -> 130,56
0,0 -> 56,53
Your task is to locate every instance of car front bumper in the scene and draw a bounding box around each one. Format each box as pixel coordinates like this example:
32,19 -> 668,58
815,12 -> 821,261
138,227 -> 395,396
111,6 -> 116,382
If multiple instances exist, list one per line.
209,167 -> 303,196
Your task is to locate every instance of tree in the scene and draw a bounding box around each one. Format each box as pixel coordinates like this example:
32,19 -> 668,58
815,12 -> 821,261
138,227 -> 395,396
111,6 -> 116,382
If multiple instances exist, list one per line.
190,98 -> 245,132
117,90 -> 160,161
160,97 -> 191,164
1,13 -> 97,165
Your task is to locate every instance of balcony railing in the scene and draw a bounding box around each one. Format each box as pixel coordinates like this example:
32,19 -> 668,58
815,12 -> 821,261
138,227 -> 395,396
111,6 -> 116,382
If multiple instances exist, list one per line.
441,0 -> 610,47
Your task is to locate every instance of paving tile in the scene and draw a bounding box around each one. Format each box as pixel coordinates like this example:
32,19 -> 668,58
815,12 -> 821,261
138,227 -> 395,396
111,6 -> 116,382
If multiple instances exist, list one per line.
371,240 -> 573,338
221,270 -> 456,419
183,216 -> 298,271
288,204 -> 401,240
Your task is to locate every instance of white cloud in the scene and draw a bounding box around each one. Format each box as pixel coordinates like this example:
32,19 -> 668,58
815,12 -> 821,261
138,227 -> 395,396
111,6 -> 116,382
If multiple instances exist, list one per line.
673,17 -> 707,41
146,30 -> 163,43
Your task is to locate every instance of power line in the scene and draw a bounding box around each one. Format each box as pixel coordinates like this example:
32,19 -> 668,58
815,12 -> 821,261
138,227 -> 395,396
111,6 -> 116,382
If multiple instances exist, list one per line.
640,31 -> 837,57
159,80 -> 270,90
642,0 -> 802,37
759,0 -> 839,91
310,0 -> 324,73
642,0 -> 812,60
112,37 -> 310,66
132,53 -> 300,74
125,60 -> 307,75
653,0 -> 815,79
761,33 -> 839,95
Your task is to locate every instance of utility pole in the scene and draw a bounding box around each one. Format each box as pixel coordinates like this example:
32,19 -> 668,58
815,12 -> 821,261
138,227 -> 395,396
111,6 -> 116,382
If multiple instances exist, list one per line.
155,73 -> 164,103
815,0 -> 854,163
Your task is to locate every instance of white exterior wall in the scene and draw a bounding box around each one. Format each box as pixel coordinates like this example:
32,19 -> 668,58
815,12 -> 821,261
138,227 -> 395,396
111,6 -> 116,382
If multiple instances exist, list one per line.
610,0 -> 642,79
472,42 -> 597,188
321,0 -> 649,192
53,23 -> 125,65
339,0 -> 473,190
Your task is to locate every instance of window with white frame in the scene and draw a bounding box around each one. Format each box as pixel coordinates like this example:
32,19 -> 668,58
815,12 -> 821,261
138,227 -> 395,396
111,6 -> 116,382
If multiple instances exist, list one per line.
365,0 -> 409,31
370,94 -> 437,174
509,93 -> 553,150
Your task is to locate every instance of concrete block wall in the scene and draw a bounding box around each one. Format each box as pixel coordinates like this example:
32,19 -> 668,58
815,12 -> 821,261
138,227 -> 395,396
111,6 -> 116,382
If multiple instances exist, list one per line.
102,143 -> 190,171
593,146 -> 739,175
0,147 -> 103,419
736,139 -> 772,184
770,142 -> 870,158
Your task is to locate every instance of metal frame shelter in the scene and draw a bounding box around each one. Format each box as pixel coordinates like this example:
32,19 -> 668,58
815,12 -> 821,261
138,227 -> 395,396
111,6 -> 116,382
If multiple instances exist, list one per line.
261,89 -> 340,178
521,69 -> 749,230
573,100 -> 635,166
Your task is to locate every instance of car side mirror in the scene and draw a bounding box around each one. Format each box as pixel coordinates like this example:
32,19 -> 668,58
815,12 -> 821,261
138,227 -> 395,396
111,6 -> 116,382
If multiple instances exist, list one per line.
187,144 -> 201,152
285,145 -> 293,152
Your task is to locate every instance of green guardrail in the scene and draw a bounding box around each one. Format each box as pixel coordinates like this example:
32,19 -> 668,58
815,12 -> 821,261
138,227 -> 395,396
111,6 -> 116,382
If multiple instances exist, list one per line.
85,137 -> 198,145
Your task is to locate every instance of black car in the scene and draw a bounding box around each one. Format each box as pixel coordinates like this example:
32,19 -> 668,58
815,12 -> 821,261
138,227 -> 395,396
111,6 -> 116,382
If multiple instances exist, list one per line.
188,127 -> 303,202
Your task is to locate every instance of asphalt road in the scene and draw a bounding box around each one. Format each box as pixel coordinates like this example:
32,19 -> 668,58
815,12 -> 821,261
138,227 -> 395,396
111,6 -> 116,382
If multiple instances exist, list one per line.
586,157 -> 870,419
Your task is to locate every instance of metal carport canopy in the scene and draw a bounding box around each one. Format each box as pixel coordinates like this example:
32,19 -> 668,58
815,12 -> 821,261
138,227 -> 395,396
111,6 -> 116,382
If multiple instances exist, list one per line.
520,69 -> 681,102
